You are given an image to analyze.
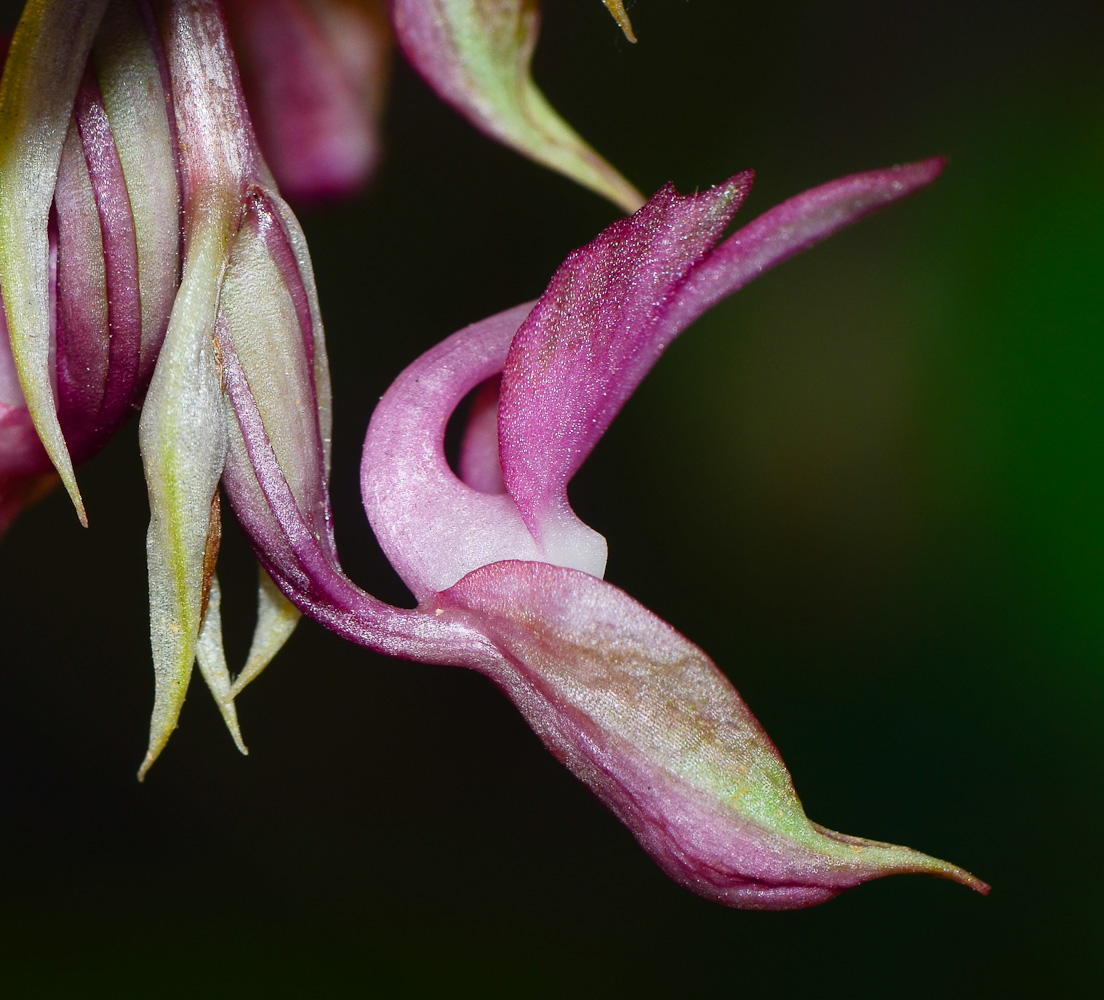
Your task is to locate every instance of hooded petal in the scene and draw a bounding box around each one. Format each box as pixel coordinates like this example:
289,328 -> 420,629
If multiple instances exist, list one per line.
362,301 -> 545,600
389,0 -> 643,213
212,186 -> 325,696
433,559 -> 988,908
214,186 -> 489,664
0,0 -> 110,525
227,0 -> 390,203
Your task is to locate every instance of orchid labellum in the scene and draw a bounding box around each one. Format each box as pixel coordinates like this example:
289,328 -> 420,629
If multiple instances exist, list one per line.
0,0 -> 987,909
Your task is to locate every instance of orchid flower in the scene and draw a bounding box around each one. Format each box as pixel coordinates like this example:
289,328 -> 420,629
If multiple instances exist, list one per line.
215,146 -> 988,906
0,0 -> 637,769
0,0 -> 986,908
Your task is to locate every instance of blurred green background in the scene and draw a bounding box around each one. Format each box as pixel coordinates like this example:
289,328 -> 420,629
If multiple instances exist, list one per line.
1,0 -> 1101,994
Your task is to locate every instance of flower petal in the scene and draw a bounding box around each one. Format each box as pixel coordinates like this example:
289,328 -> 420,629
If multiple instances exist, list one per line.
92,0 -> 182,384
667,158 -> 948,331
227,0 -> 390,202
390,0 -> 643,212
0,0 -> 110,525
193,574 -> 248,755
498,173 -> 752,567
361,302 -> 549,600
498,161 -> 945,560
434,559 -> 989,908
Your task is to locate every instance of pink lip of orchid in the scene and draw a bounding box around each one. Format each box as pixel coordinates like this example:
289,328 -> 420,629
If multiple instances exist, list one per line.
217,146 -> 990,907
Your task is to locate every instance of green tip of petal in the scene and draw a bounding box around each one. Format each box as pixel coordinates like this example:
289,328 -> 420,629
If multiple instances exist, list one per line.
65,477 -> 89,526
213,695 -> 249,757
809,823 -> 991,896
228,567 -> 301,699
602,1 -> 638,42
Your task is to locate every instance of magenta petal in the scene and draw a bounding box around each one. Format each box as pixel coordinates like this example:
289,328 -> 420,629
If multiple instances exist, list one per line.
497,161 -> 944,560
361,302 -> 549,600
498,173 -> 752,562
55,66 -> 143,460
226,0 -> 389,203
434,560 -> 989,909
667,158 -> 947,331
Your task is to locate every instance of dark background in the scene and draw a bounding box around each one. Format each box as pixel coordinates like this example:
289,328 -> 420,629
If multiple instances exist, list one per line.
2,0 -> 1102,994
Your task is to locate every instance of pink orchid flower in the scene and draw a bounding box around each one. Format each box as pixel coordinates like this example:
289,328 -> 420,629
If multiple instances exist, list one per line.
0,0 -> 637,769
220,152 -> 988,907
0,0 -> 987,908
